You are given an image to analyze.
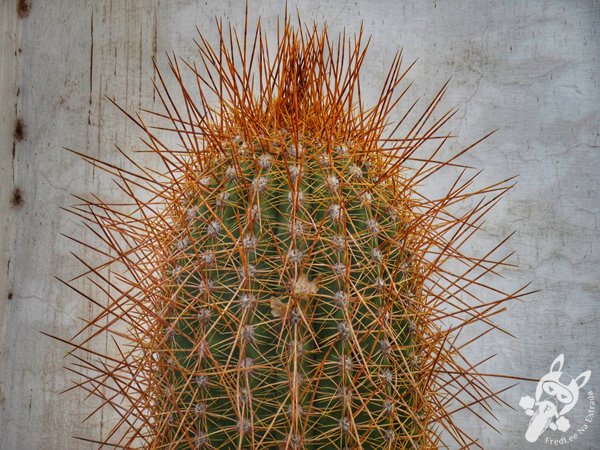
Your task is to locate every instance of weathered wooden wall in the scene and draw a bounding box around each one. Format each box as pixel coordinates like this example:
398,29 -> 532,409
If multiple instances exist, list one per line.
0,1 -> 598,448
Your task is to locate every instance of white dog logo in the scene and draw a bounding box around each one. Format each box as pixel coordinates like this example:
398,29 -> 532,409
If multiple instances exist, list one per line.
519,354 -> 591,443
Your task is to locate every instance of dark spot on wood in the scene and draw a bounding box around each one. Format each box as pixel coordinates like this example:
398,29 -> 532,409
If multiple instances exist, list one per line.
7,292 -> 13,300
10,188 -> 24,208
14,118 -> 25,141
17,0 -> 30,19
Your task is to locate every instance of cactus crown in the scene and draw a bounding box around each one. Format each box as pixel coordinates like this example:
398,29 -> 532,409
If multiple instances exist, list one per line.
61,14 -> 527,450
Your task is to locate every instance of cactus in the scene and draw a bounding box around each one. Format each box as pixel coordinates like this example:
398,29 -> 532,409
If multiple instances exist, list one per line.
60,15 -> 528,450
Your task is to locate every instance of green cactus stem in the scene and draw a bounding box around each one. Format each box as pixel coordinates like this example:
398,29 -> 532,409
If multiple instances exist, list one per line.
60,14 -> 528,450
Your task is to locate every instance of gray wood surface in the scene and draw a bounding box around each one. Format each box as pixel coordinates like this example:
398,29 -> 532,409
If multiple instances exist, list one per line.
0,1 -> 598,448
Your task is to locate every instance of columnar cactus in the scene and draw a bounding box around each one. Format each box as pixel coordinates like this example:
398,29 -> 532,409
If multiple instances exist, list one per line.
61,16 -> 527,450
